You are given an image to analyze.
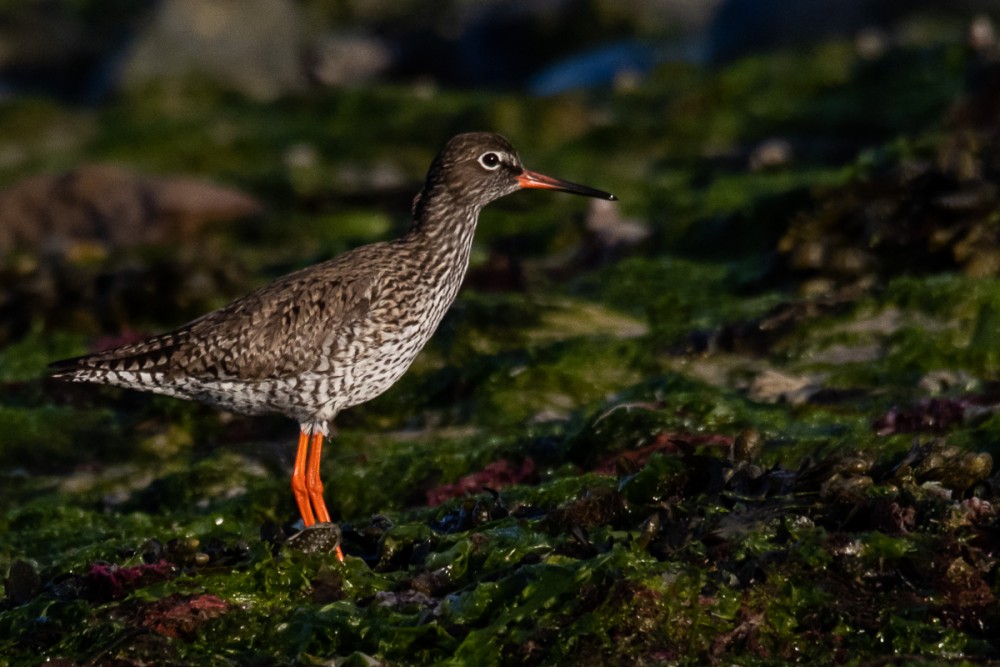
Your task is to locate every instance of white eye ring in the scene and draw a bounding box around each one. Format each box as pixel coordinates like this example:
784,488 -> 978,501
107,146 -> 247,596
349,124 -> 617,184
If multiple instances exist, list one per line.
478,152 -> 502,170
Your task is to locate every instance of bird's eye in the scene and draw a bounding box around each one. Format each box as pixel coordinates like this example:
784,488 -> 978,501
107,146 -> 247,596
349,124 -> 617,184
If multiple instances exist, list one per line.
478,152 -> 501,170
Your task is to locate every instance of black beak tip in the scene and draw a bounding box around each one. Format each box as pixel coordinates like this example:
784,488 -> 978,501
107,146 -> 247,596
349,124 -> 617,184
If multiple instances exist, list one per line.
606,193 -> 618,201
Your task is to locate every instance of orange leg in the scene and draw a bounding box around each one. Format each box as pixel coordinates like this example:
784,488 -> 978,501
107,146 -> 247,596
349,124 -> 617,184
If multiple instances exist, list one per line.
306,432 -> 331,523
291,430 -> 316,527
303,431 -> 344,562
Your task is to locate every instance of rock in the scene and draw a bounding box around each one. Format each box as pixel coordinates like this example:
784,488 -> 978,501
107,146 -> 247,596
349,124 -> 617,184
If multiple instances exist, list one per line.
748,137 -> 793,171
774,147 -> 1000,284
119,0 -> 308,101
286,523 -> 343,555
529,41 -> 658,96
536,199 -> 652,280
0,164 -> 263,255
583,198 -> 651,255
748,369 -> 823,404
3,559 -> 41,604
310,33 -> 393,87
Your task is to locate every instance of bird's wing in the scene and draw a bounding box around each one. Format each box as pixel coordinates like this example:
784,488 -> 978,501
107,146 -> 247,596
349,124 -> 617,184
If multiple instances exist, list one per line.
182,266 -> 381,379
50,258 -> 382,382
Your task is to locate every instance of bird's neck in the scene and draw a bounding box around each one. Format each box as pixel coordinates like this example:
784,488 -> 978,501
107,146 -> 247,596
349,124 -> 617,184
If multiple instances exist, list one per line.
405,186 -> 481,267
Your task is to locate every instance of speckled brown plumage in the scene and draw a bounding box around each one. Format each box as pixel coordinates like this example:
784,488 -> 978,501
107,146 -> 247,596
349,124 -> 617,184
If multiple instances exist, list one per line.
50,132 -> 616,556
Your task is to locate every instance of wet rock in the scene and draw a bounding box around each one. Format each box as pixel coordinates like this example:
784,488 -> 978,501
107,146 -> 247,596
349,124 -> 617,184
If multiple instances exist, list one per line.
432,490 -> 510,534
285,523 -> 343,556
408,567 -> 453,598
335,515 -> 398,565
311,565 -> 346,604
546,486 -> 626,533
0,164 -> 263,255
372,525 -> 435,572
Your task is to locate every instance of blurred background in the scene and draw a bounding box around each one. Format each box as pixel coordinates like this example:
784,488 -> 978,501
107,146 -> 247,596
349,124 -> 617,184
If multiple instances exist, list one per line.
2,0 -> 999,357
4,1 -> 1000,663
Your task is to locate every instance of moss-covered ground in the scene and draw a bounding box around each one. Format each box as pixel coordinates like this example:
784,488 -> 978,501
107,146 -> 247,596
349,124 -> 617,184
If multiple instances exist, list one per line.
2,21 -> 1000,667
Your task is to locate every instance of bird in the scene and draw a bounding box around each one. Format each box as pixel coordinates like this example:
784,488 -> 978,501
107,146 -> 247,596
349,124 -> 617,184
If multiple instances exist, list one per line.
49,132 -> 617,560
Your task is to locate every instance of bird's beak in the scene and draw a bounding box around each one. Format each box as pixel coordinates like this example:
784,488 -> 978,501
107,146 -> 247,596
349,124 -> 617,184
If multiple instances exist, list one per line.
517,169 -> 617,201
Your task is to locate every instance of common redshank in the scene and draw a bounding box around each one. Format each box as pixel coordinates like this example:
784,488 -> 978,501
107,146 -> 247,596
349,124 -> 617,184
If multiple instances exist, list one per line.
49,132 -> 616,560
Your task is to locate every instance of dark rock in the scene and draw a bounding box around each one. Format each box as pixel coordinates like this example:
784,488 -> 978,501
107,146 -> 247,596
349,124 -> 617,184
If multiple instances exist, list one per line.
874,398 -> 968,436
707,0 -> 885,63
311,566 -> 346,604
545,486 -> 626,532
432,490 -> 510,534
3,559 -> 41,604
0,2 -> 144,101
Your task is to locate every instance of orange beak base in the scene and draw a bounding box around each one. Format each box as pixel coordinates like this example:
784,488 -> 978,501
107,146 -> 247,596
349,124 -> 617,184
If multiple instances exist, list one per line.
517,169 -> 617,201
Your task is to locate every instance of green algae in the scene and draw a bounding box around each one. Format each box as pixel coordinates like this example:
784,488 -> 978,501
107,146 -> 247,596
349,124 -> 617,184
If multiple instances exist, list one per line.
575,256 -> 787,344
0,333 -> 88,383
0,405 -> 125,471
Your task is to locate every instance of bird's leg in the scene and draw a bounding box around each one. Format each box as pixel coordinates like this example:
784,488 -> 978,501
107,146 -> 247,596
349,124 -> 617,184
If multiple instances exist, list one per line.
305,432 -> 330,523
292,430 -> 316,527
305,431 -> 344,562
